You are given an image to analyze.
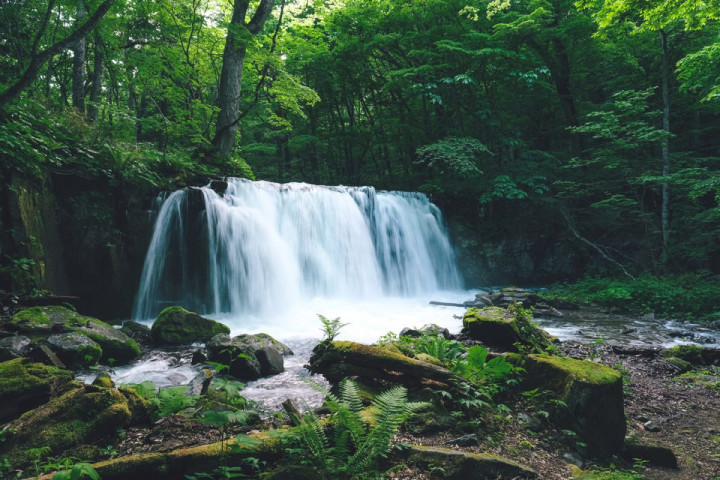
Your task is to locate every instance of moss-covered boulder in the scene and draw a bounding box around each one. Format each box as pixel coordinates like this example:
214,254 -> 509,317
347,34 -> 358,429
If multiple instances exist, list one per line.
206,333 -> 290,380
407,446 -> 536,479
663,344 -> 719,366
10,306 -> 141,364
46,332 -> 102,367
0,358 -> 74,423
308,340 -> 460,388
0,384 -> 149,470
524,354 -> 625,457
462,306 -> 554,352
151,306 -> 230,346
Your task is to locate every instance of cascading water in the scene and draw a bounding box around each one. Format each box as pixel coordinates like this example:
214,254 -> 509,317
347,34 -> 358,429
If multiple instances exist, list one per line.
133,178 -> 462,324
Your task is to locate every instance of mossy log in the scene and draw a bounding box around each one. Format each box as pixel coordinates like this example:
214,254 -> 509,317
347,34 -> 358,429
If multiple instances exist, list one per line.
30,430 -> 288,480
406,445 -> 536,479
308,340 -> 462,387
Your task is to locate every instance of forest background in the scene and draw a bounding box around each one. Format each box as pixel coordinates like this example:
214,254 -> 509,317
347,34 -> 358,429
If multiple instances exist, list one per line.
1,0 -> 719,319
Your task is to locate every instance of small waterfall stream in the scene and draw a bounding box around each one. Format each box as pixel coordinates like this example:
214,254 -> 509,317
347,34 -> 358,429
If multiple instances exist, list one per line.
133,179 -> 462,322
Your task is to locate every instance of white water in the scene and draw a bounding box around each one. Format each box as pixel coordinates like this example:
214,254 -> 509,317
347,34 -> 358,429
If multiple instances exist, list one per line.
133,179 -> 462,324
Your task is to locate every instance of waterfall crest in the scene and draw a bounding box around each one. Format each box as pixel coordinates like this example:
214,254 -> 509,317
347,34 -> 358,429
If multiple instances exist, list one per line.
133,179 -> 462,320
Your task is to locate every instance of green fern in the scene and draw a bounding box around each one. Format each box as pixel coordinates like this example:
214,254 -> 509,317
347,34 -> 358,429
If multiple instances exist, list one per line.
291,379 -> 429,478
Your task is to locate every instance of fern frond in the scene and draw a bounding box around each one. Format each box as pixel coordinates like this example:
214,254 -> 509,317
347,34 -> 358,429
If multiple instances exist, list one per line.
340,378 -> 364,414
297,410 -> 330,470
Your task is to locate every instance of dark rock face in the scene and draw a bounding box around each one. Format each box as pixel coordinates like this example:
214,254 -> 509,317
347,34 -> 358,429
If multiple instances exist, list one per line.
151,306 -> 230,346
206,333 -> 291,381
0,335 -> 32,361
46,332 -> 102,368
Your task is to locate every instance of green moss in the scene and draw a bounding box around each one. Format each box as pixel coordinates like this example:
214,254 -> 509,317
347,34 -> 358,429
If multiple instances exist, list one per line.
415,352 -> 445,367
666,356 -> 693,373
529,355 -> 620,386
151,306 -> 230,345
0,358 -> 72,397
665,344 -> 704,365
463,307 -> 517,332
462,306 -> 553,352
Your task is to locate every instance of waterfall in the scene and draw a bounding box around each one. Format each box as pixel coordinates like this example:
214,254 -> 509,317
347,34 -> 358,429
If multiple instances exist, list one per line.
132,179 -> 462,321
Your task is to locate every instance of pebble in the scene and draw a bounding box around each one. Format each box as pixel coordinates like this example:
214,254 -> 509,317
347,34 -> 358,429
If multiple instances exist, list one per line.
563,451 -> 584,468
644,420 -> 661,432
443,433 -> 479,447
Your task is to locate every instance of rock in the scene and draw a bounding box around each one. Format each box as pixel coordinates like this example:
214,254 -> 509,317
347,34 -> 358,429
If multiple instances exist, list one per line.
523,354 -> 625,457
255,346 -> 284,376
151,306 -> 230,346
186,369 -> 213,396
46,332 -> 103,368
643,420 -> 660,432
92,371 -> 115,389
0,335 -> 32,361
0,358 -> 73,423
663,344 -> 715,366
28,344 -> 67,369
0,384 -> 149,471
443,433 -> 479,447
206,333 -> 291,380
563,451 -> 584,468
407,446 -> 536,479
420,324 -> 451,339
462,306 -> 555,352
415,353 -> 445,367
191,348 -> 208,364
399,327 -> 422,338
621,442 -> 677,468
308,340 -> 460,388
120,321 -> 151,343
210,179 -> 228,195
10,306 -> 140,364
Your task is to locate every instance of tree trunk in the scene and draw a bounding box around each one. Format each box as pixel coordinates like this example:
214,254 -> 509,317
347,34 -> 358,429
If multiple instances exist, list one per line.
211,0 -> 275,160
72,0 -> 88,113
88,30 -> 104,122
659,29 -> 671,269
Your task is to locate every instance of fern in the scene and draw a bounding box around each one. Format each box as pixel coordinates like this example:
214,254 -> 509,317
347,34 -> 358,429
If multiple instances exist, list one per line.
291,379 -> 429,478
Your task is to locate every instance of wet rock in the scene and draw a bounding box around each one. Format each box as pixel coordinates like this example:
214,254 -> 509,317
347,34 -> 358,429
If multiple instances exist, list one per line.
186,369 -> 213,396
0,357 -> 73,423
399,327 -> 421,338
524,354 -> 625,457
209,179 -> 228,195
420,324 -> 451,338
151,306 -> 230,346
191,348 -> 207,365
407,446 -> 536,479
206,334 -> 262,381
46,332 -> 102,368
443,433 -> 479,447
120,321 -> 152,343
10,306 -> 140,364
0,335 -> 32,361
255,346 -> 284,376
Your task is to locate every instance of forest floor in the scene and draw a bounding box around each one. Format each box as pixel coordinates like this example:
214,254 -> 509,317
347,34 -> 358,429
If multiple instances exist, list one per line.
107,311 -> 720,480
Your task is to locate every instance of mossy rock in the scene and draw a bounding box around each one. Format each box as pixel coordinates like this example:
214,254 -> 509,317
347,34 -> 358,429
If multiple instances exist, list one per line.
11,306 -> 140,364
664,344 -> 705,365
407,445 -> 536,479
524,354 -> 625,457
151,306 -> 230,346
0,384 -> 149,470
46,332 -> 102,367
462,306 -> 554,352
206,332 -> 291,380
666,356 -> 693,373
0,358 -> 74,423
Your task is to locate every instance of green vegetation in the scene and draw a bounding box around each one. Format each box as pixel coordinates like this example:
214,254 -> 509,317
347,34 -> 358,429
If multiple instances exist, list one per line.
287,379 -> 429,479
540,275 -> 720,321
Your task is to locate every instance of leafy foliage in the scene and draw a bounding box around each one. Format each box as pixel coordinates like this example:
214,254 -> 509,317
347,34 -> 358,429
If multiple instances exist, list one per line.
288,379 -> 429,478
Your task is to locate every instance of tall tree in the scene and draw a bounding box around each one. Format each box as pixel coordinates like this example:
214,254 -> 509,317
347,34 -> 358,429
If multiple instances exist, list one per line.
211,0 -> 275,159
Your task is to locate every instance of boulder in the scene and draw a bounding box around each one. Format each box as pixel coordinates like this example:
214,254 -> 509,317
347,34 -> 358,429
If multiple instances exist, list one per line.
0,384 -> 149,470
524,354 -> 625,457
151,306 -> 230,346
0,357 -> 73,423
407,446 -> 536,479
46,332 -> 102,368
10,306 -> 141,364
462,306 -> 555,352
620,441 -> 678,468
0,335 -> 32,361
206,333 -> 290,380
120,321 -> 152,343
